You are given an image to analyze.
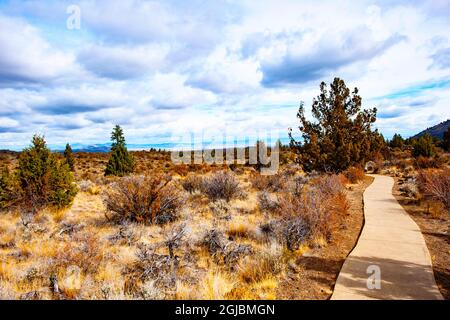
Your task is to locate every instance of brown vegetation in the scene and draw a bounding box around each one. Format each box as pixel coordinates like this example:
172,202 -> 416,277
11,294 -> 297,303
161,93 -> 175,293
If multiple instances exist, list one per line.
0,148 -> 370,300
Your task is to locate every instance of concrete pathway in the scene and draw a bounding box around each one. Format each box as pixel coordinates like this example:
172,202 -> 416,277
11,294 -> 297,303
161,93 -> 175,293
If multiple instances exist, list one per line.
331,175 -> 443,300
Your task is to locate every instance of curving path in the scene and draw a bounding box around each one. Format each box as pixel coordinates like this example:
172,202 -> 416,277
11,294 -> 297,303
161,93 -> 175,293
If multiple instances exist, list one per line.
331,175 -> 443,300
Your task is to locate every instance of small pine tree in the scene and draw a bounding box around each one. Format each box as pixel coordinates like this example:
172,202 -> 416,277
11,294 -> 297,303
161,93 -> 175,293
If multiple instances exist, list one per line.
105,125 -> 134,176
64,143 -> 75,171
17,135 -> 77,209
389,133 -> 404,149
412,133 -> 436,158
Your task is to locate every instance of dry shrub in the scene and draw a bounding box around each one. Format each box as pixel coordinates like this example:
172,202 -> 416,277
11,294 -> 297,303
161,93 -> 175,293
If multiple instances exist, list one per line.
103,175 -> 185,225
209,200 -> 231,219
343,166 -> 365,184
277,175 -> 349,247
201,229 -> 225,255
202,171 -> 243,202
251,173 -> 286,192
416,169 -> 449,210
51,233 -> 102,274
181,174 -> 203,194
236,243 -> 282,284
399,181 -> 418,198
257,191 -> 279,212
172,164 -> 189,177
414,156 -> 444,169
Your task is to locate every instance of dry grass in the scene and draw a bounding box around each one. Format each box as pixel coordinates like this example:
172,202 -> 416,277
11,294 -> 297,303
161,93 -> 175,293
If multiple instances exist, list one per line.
236,243 -> 283,284
227,220 -> 254,239
0,149 -> 367,300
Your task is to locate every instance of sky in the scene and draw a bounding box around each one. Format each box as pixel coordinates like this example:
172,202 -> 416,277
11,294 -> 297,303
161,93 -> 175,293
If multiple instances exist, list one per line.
0,0 -> 449,150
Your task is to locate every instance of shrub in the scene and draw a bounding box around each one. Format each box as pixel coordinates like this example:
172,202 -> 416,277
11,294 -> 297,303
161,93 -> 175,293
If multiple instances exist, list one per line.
236,243 -> 282,283
251,173 -> 286,192
63,143 -> 75,171
414,155 -> 443,169
0,167 -> 17,209
257,191 -> 279,212
103,175 -> 184,225
416,169 -> 449,210
201,229 -> 225,255
105,125 -> 134,176
277,175 -> 348,246
202,171 -> 243,202
209,199 -> 231,219
181,174 -> 204,193
280,217 -> 311,251
51,233 -> 102,274
343,166 -> 365,184
412,134 -> 436,158
17,135 -> 77,209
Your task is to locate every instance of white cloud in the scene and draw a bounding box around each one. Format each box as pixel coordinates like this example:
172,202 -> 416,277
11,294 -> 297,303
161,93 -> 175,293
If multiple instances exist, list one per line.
0,0 -> 450,149
0,14 -> 77,86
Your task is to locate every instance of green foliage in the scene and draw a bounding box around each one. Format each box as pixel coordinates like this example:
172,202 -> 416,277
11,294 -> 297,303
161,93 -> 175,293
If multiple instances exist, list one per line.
17,135 -> 77,209
389,133 -> 404,149
442,126 -> 450,152
111,124 -> 125,147
289,78 -> 383,172
412,133 -> 436,158
105,125 -> 134,176
0,167 -> 16,209
64,143 -> 75,171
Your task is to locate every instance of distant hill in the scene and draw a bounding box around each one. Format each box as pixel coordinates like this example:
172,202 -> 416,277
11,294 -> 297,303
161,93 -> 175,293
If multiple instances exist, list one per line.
412,119 -> 449,140
72,144 -> 111,153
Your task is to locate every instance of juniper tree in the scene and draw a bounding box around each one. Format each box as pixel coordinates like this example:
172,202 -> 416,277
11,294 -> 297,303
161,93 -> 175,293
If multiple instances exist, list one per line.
412,133 -> 436,158
17,135 -> 77,209
105,125 -> 134,176
289,78 -> 383,172
389,133 -> 404,149
64,143 -> 75,171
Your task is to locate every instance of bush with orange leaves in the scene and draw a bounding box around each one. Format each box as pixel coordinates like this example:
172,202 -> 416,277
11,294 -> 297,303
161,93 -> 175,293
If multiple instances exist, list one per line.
103,175 -> 185,225
416,169 -> 449,211
277,174 -> 349,248
343,166 -> 365,184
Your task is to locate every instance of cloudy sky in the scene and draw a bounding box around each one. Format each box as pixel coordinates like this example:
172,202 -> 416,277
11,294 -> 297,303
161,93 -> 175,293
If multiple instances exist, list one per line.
0,0 -> 449,150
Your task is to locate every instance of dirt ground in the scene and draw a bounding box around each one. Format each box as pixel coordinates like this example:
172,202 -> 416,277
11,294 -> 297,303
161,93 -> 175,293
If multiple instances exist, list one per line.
392,178 -> 450,300
276,176 -> 374,299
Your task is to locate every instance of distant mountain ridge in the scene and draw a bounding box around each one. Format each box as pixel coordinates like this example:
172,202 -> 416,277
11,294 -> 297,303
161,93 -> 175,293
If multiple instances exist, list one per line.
412,119 -> 449,139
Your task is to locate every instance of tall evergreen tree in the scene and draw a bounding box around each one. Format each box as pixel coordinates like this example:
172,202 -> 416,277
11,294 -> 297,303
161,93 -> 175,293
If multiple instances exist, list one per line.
105,125 -> 134,176
64,143 -> 75,171
289,78 -> 383,172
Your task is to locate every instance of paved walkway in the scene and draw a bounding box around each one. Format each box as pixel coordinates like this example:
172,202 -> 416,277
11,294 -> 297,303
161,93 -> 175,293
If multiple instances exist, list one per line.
331,175 -> 443,300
